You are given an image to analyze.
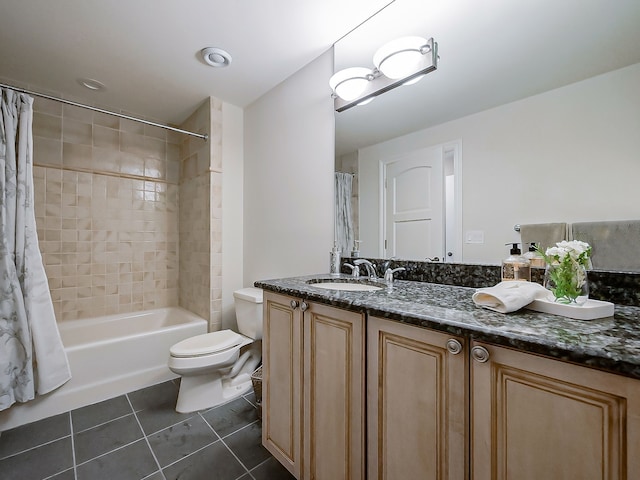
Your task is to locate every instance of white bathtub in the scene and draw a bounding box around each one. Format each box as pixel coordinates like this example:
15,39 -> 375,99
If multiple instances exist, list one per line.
0,307 -> 207,432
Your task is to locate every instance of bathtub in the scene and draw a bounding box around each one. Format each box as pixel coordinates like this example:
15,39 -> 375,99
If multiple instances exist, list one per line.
0,307 -> 207,432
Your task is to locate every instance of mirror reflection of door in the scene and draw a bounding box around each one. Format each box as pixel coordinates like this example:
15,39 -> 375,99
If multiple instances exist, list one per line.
383,146 -> 443,260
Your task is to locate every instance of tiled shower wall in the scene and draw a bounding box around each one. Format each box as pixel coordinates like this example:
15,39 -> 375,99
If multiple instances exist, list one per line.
178,98 -> 223,331
31,95 -> 182,321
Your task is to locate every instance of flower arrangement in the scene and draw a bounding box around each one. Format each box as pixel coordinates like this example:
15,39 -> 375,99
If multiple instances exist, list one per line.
538,240 -> 592,304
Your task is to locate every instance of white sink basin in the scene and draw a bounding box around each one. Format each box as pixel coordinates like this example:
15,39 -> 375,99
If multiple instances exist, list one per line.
307,280 -> 384,292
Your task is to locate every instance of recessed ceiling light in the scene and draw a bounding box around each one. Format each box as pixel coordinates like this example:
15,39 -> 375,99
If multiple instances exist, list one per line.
78,78 -> 106,91
201,47 -> 232,68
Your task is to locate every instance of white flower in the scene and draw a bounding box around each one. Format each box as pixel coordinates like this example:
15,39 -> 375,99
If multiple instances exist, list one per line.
545,240 -> 592,266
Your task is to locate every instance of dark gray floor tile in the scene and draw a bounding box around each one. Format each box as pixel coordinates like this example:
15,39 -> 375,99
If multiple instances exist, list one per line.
0,412 -> 70,459
71,394 -> 132,432
243,391 -> 258,406
141,471 -> 165,480
224,422 -> 270,470
250,457 -> 296,480
0,436 -> 73,480
129,381 -> 191,435
162,441 -> 246,480
128,381 -> 179,411
74,413 -> 144,464
49,468 -> 76,480
201,397 -> 258,438
147,415 -> 218,467
75,438 -> 158,480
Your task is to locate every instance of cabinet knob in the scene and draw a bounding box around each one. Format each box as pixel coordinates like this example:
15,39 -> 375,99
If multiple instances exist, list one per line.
471,345 -> 490,363
446,339 -> 463,355
290,300 -> 299,309
300,301 -> 309,312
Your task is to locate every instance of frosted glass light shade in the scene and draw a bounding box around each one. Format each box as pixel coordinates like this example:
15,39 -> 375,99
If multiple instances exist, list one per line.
373,36 -> 429,79
329,67 -> 373,101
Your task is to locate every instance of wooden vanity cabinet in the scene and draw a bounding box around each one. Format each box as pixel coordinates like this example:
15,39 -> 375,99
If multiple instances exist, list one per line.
367,316 -> 468,480
262,291 -> 365,480
470,341 -> 640,480
262,291 -> 303,477
263,291 -> 640,480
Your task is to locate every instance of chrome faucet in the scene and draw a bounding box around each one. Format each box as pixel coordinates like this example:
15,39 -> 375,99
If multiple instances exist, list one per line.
384,267 -> 406,288
353,259 -> 378,280
344,263 -> 360,278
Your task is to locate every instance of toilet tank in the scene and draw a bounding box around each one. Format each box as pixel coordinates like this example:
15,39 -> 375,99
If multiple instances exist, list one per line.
233,287 -> 263,340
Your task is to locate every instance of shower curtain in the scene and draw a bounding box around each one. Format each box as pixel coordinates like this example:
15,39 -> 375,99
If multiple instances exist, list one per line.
335,172 -> 354,255
0,89 -> 70,411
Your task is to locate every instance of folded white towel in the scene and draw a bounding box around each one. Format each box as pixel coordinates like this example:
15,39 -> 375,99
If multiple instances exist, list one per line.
472,281 -> 549,313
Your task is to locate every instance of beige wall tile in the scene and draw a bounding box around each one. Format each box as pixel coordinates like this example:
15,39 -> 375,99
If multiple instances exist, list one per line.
63,118 -> 92,145
33,94 -> 221,323
33,112 -> 62,140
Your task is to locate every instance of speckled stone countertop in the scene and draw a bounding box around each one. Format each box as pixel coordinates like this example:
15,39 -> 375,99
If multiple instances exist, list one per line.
254,274 -> 640,380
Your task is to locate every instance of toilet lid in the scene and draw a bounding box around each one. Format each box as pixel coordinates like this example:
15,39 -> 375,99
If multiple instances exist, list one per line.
170,330 -> 244,357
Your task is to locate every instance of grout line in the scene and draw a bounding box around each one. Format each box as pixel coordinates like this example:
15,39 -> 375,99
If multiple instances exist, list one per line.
0,432 -> 73,461
68,412 -> 78,480
72,411 -> 137,435
126,393 -> 167,480
73,437 -> 146,468
217,435 -> 253,478
159,439 -> 220,471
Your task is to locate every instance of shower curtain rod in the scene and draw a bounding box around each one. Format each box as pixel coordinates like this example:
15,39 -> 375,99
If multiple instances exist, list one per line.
0,82 -> 208,141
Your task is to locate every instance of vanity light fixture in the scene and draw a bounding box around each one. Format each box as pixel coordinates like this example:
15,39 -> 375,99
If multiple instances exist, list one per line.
330,36 -> 438,112
328,67 -> 375,101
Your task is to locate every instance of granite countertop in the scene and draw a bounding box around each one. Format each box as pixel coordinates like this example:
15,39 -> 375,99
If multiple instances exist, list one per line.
255,274 -> 640,380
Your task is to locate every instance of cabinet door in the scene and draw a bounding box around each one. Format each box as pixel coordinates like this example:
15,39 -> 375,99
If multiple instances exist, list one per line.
367,316 -> 468,480
262,292 -> 303,478
471,341 -> 640,480
303,301 -> 365,480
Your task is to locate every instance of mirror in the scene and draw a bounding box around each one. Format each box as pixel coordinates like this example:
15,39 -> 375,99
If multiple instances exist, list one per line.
333,0 -> 640,266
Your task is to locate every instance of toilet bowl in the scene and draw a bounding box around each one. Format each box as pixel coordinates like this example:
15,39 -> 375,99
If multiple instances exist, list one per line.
168,287 -> 263,413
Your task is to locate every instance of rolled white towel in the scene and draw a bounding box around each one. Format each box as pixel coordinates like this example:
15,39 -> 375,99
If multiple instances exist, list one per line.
472,281 -> 549,313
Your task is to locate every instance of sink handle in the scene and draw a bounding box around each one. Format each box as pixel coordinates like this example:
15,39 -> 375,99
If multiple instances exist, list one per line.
384,267 -> 406,287
344,263 -> 360,278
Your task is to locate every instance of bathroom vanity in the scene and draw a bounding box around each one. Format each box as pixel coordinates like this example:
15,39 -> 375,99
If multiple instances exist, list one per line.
256,274 -> 640,480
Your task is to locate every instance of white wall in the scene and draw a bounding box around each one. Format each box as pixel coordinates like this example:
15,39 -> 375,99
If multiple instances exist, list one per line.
359,63 -> 640,264
222,102 -> 244,330
243,51 -> 335,284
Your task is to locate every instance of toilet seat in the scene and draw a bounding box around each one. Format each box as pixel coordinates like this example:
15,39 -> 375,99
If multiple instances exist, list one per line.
170,330 -> 245,358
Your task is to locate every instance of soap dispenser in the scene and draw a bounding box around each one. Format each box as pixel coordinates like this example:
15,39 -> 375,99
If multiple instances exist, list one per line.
351,240 -> 361,258
524,242 -> 546,268
330,242 -> 342,276
502,243 -> 531,281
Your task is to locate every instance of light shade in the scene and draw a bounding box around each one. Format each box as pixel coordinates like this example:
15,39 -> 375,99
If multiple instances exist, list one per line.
373,36 -> 430,79
329,67 -> 374,101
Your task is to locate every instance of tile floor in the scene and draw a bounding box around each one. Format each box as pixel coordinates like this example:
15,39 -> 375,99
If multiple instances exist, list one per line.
0,380 -> 295,480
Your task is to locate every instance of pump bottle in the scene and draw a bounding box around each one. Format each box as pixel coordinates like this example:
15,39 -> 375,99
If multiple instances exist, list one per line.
330,242 -> 341,276
502,243 -> 531,281
524,242 -> 546,268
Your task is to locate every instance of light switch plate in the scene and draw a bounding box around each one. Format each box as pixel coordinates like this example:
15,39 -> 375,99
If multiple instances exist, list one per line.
465,230 -> 484,244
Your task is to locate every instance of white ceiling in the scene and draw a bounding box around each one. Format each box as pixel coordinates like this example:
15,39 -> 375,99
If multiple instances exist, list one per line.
1,0 -> 639,154
0,0 -> 392,123
335,0 -> 640,156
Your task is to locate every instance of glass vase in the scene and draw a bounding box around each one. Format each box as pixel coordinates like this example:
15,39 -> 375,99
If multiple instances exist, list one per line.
543,262 -> 589,305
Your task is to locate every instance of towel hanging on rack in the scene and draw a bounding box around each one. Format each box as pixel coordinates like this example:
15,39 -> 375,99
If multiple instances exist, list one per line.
570,220 -> 640,271
519,223 -> 568,251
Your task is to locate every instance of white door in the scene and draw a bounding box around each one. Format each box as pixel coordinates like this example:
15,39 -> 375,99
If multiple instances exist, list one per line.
384,147 -> 443,260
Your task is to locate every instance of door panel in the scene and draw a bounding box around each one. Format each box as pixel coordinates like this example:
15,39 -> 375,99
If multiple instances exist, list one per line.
384,146 -> 443,259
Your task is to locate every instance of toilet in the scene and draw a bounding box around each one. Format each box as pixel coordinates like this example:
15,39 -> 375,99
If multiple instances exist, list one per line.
168,287 -> 263,413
